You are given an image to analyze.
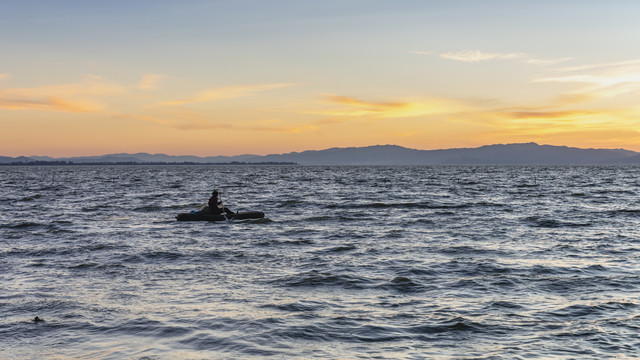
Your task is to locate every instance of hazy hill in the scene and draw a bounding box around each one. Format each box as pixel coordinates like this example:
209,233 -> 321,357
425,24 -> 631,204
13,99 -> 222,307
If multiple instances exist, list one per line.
254,143 -> 639,165
3,143 -> 640,165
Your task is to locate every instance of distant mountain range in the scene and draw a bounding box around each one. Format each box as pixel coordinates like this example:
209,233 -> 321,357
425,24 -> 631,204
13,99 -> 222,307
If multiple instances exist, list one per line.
2,143 -> 640,165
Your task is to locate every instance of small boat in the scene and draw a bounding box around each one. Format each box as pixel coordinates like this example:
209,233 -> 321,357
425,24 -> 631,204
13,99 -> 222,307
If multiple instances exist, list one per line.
176,211 -> 265,222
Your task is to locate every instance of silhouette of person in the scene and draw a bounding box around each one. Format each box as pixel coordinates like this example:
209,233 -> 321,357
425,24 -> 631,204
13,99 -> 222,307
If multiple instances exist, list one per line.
208,190 -> 234,215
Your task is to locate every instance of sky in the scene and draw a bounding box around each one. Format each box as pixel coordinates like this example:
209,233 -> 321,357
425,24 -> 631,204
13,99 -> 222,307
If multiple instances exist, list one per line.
2,0 -> 640,156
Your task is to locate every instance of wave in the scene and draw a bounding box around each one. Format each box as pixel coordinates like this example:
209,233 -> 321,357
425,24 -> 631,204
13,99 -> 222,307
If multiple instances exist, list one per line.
18,194 -> 42,202
606,209 -> 640,217
315,244 -> 357,253
255,238 -> 315,247
405,317 -> 485,335
272,270 -> 374,289
326,201 -> 473,210
0,221 -> 52,230
376,276 -> 428,294
260,300 -> 328,313
524,216 -> 593,228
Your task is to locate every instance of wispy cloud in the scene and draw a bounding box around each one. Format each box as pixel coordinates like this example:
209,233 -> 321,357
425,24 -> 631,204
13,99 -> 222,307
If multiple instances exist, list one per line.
0,75 -> 126,112
0,74 -> 10,81
550,59 -> 640,73
496,109 -> 599,121
0,97 -> 101,112
158,83 -> 295,106
409,51 -> 432,56
310,95 -> 462,119
440,50 -> 527,62
536,59 -> 640,98
138,74 -> 164,90
524,57 -> 573,65
174,121 -> 234,130
173,117 -> 310,133
414,50 -> 572,66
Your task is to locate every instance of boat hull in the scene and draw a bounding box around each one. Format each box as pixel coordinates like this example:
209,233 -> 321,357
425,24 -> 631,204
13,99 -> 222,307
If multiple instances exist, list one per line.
176,211 -> 265,222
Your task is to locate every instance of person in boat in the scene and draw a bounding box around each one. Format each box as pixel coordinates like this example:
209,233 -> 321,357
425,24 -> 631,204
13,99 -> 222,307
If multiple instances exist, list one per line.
208,190 -> 234,216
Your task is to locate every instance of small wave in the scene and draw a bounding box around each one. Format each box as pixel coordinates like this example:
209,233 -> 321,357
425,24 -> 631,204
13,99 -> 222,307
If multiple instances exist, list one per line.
119,254 -> 144,263
277,199 -> 305,208
438,245 -> 495,256
442,260 -> 514,276
376,276 -> 427,294
235,217 -> 272,224
261,300 -> 327,313
133,205 -> 165,212
1,221 -> 48,229
530,264 -> 577,276
490,277 -> 520,288
524,216 -> 592,228
317,244 -> 357,253
406,317 -> 483,335
68,262 -> 99,270
489,301 -> 524,309
304,215 -> 334,221
404,267 -> 438,276
105,317 -> 193,338
350,324 -> 409,342
328,201 -> 472,210
515,183 -> 540,188
594,189 -> 636,195
179,332 -> 279,355
475,201 -> 508,208
19,194 -> 42,201
141,250 -> 184,261
600,301 -> 638,310
202,250 -> 226,259
583,264 -> 607,272
410,218 -> 436,225
273,270 -> 374,289
46,226 -> 75,234
546,304 -> 607,319
451,279 -> 489,291
256,238 -> 314,247
606,209 -> 640,217
81,204 -> 110,212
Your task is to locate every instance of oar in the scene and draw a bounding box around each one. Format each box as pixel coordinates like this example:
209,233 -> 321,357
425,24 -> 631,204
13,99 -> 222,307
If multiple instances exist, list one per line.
218,188 -> 229,222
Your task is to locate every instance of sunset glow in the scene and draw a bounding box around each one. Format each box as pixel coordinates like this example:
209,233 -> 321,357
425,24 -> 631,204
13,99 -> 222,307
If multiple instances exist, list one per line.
2,1 -> 640,156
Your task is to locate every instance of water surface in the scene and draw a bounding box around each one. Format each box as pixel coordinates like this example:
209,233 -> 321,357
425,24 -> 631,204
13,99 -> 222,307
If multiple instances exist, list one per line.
1,165 -> 639,359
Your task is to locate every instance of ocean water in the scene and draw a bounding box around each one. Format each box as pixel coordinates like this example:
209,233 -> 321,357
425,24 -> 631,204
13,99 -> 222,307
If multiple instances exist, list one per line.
1,165 -> 639,359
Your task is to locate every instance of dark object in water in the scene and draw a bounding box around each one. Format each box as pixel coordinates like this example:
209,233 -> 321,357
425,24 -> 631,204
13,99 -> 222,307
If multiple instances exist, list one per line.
176,211 -> 265,222
33,316 -> 44,323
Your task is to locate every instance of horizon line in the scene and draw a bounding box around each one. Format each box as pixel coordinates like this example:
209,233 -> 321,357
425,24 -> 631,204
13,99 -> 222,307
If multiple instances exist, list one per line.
5,142 -> 638,159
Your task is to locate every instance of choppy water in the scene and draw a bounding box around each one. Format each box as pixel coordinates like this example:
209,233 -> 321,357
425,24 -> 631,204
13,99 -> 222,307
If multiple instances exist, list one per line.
1,165 -> 639,359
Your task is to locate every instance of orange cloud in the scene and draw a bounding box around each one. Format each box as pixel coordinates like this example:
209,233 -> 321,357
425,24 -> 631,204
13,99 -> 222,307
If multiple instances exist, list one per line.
0,75 -> 126,112
158,83 -> 295,106
499,109 -> 598,120
311,95 -> 462,119
0,96 -> 101,112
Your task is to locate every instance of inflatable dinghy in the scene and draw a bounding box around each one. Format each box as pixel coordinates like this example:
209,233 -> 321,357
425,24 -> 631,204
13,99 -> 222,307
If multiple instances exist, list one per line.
176,211 -> 265,222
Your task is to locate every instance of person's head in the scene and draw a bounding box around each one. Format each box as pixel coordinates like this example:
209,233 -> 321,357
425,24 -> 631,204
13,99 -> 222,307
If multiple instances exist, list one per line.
211,190 -> 218,196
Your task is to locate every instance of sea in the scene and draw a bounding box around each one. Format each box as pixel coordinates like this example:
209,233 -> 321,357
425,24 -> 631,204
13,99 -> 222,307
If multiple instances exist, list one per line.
1,165 -> 639,359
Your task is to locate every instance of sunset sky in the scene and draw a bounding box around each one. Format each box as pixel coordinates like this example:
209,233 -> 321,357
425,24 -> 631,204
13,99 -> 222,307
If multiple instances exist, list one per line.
2,0 -> 640,156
